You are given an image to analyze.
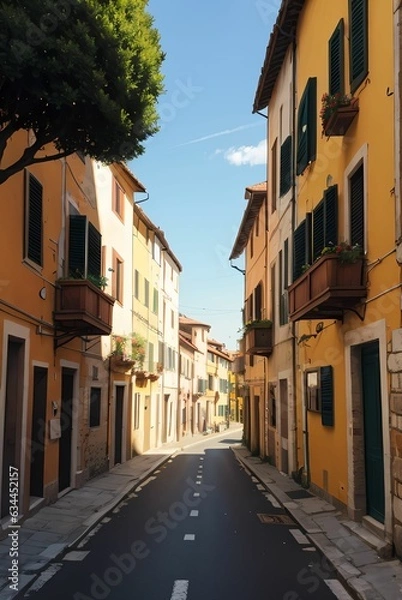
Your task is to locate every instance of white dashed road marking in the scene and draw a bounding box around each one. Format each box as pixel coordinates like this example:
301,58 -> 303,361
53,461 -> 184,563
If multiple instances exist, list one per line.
183,534 -> 195,541
190,510 -> 199,517
170,579 -> 189,600
289,529 -> 310,545
303,547 -> 317,552
197,475 -> 202,479
63,551 -> 90,561
324,579 -> 354,599
25,564 -> 63,594
193,492 -> 200,497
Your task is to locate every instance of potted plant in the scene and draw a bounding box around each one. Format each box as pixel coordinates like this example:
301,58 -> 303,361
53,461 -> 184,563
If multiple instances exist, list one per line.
320,241 -> 363,263
110,334 -> 136,371
244,318 -> 272,332
320,92 -> 359,137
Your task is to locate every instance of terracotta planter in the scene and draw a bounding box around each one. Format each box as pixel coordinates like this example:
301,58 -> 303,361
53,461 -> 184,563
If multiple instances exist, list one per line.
110,355 -> 136,373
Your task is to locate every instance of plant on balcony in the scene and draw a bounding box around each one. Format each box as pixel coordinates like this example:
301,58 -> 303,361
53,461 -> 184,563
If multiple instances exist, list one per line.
244,318 -> 272,331
320,241 -> 363,264
111,335 -> 129,357
60,269 -> 108,291
131,332 -> 146,370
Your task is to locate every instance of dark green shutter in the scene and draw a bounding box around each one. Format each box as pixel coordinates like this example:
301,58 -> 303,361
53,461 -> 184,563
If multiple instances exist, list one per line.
350,165 -> 364,247
280,135 -> 292,196
284,238 -> 289,289
305,212 -> 313,266
297,78 -> 317,175
87,222 -> 101,277
321,366 -> 334,426
68,215 -> 86,277
324,185 -> 338,247
349,0 -> 368,92
27,174 -> 43,266
329,20 -> 344,95
293,220 -> 306,281
313,200 -> 324,260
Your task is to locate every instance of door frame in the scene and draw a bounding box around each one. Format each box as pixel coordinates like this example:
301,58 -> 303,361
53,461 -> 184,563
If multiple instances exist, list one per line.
113,383 -> 127,465
344,319 -> 391,539
0,321 -> 30,519
59,360 -> 79,490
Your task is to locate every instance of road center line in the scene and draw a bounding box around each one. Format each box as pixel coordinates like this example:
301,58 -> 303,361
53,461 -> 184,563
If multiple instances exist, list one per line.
170,579 -> 189,600
190,510 -> 199,517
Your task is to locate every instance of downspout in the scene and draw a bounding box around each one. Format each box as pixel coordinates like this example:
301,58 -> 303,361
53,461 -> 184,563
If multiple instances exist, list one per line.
290,37 -> 306,482
265,141 -> 270,459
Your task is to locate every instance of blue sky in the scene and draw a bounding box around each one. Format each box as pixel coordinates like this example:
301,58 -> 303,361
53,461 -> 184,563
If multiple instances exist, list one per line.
130,0 -> 280,349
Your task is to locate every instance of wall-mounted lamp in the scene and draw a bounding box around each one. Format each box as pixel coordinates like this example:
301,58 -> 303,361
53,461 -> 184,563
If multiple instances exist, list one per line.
52,401 -> 58,416
39,287 -> 47,300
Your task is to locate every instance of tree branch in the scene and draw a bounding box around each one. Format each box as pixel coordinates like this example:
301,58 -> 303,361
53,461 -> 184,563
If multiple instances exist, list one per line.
0,138 -> 73,185
0,122 -> 19,163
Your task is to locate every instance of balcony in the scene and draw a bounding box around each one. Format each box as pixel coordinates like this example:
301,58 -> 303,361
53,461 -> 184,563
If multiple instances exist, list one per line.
288,254 -> 366,321
245,322 -> 273,357
54,279 -> 114,337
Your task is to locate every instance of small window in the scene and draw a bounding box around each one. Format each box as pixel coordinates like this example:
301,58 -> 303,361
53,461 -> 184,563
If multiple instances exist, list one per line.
171,309 -> 174,329
134,270 -> 140,300
133,393 -> 140,430
25,172 -> 43,267
89,387 -> 101,427
152,288 -> 159,314
306,371 -> 320,412
112,179 -> 124,220
305,367 -> 334,426
271,139 -> 278,212
280,135 -> 292,197
349,0 -> 368,93
112,251 -> 123,304
144,279 -> 150,308
296,78 -> 317,176
208,374 -> 214,391
350,164 -> 364,248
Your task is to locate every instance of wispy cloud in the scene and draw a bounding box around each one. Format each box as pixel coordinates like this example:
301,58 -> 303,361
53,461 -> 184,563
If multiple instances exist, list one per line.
224,139 -> 266,166
176,123 -> 260,147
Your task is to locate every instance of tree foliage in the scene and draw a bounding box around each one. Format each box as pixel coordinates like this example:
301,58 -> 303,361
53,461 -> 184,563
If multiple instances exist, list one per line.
0,0 -> 164,183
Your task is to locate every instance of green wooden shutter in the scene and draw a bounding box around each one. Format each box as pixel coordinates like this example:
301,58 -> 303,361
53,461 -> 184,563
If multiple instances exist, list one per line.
329,20 -> 344,95
305,211 -> 313,266
296,78 -> 317,175
321,365 -> 334,426
293,220 -> 306,281
349,0 -> 368,92
87,222 -> 101,278
350,165 -> 364,247
324,185 -> 338,247
27,174 -> 43,266
68,215 -> 86,277
280,135 -> 292,196
313,200 -> 325,260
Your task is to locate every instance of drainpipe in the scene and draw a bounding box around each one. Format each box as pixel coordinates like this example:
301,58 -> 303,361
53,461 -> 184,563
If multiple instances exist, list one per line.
290,37 -> 301,480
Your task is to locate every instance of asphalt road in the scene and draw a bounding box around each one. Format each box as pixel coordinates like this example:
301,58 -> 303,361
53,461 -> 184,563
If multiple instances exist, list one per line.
24,434 -> 350,600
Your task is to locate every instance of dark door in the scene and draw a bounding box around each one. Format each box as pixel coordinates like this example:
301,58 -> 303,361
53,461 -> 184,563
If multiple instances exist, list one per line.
280,379 -> 289,474
114,387 -> 124,465
1,337 -> 24,517
361,341 -> 385,523
30,367 -> 47,498
59,369 -> 74,492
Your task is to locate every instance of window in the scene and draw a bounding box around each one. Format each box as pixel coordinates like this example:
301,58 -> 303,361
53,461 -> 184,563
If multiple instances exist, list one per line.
312,185 -> 338,260
305,366 -> 334,426
112,179 -> 124,220
134,270 -> 139,299
171,309 -> 174,329
279,249 -> 288,326
255,211 -> 260,237
112,250 -> 123,304
68,215 -> 101,280
329,20 -> 345,95
296,78 -> 317,175
350,164 -> 364,248
269,384 -> 276,428
89,387 -> 101,427
133,393 -> 140,430
208,374 -> 214,391
218,405 -> 226,417
280,135 -> 292,197
144,279 -> 150,307
254,282 -> 262,321
271,139 -> 278,212
148,342 -> 154,372
152,288 -> 159,313
152,240 -> 161,265
219,379 -> 228,393
349,0 -> 368,93
293,220 -> 307,281
25,172 -> 43,267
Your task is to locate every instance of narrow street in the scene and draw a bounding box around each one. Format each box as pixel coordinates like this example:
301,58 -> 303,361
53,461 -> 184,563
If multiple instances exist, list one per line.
23,433 -> 350,600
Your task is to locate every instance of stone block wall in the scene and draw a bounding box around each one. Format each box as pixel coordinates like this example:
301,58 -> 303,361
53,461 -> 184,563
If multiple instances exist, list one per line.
388,329 -> 402,557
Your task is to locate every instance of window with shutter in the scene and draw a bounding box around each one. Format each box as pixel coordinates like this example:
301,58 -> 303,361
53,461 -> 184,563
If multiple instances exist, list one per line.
349,0 -> 368,92
271,139 -> 278,212
68,215 -> 101,279
296,78 -> 317,175
329,20 -> 344,95
313,200 -> 325,261
350,164 -> 364,248
25,173 -> 43,267
293,220 -> 306,281
254,282 -> 262,320
320,365 -> 334,426
280,135 -> 292,197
